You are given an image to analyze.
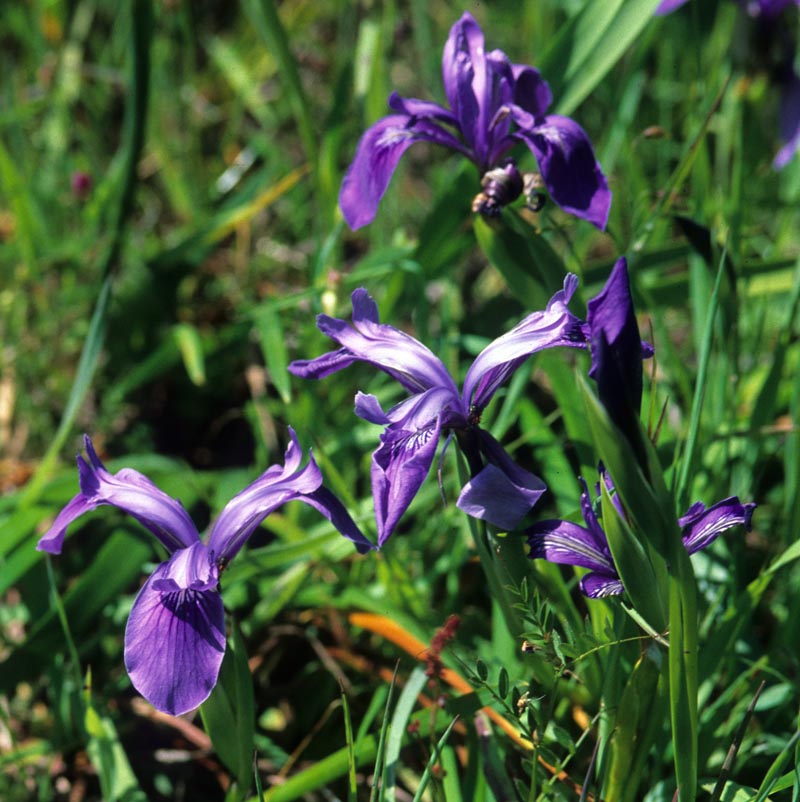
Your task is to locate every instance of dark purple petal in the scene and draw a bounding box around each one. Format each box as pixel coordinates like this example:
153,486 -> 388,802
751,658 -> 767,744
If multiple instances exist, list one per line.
527,519 -> 617,574
125,558 -> 226,716
586,258 -> 648,454
463,274 -> 586,409
339,114 -> 467,230
289,289 -> 460,397
301,486 -> 375,554
774,68 -> 800,169
680,497 -> 756,554
512,112 -> 611,229
371,416 -> 442,546
457,429 -> 545,529
580,572 -> 625,598
511,64 -> 552,117
654,0 -> 690,13
442,12 -> 485,156
37,435 -> 199,555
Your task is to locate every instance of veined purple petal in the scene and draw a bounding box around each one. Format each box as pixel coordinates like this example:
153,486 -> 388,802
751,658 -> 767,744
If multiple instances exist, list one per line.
511,64 -> 552,117
37,435 -> 199,555
654,0 -> 690,13
339,114 -> 467,230
774,68 -> 800,169
680,497 -> 756,554
457,430 -> 545,529
512,112 -> 611,229
442,12 -> 485,157
371,416 -> 442,546
463,274 -> 585,409
580,573 -> 625,598
125,558 -> 226,716
289,289 -> 459,397
527,519 -> 616,574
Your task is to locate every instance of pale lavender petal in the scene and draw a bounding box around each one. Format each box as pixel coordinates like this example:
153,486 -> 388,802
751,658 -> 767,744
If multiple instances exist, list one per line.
442,12 -> 485,156
301,487 -> 375,554
290,289 -> 459,397
580,573 -> 625,598
339,114 -> 467,230
371,417 -> 442,546
38,436 -> 199,555
512,112 -> 611,229
527,519 -> 616,574
125,560 -> 226,716
208,429 -> 323,561
746,0 -> 799,17
774,68 -> 800,169
463,274 -> 585,409
680,497 -> 756,554
37,492 -> 100,554
654,0 -> 690,13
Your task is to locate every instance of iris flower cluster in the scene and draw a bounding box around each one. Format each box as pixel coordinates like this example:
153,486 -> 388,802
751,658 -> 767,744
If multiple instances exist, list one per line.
39,12 -> 756,718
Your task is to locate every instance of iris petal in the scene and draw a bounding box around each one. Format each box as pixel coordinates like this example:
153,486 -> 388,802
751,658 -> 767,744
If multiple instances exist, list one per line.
512,112 -> 611,229
124,559 -> 226,716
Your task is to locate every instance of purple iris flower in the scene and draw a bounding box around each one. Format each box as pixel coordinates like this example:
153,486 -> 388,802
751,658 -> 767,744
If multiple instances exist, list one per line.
288,277 -> 587,545
527,472 -> 756,598
339,12 -> 611,230
37,431 -> 373,716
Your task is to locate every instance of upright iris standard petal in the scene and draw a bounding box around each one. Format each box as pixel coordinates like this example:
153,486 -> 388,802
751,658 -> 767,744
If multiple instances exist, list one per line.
208,428 -> 374,561
585,258 -> 655,464
36,435 -> 200,555
125,549 -> 226,716
463,274 -> 585,409
339,11 -> 611,229
511,112 -> 612,230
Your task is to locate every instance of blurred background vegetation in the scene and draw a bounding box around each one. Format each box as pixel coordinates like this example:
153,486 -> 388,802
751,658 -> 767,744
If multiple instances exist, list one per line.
2,0 -> 800,800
